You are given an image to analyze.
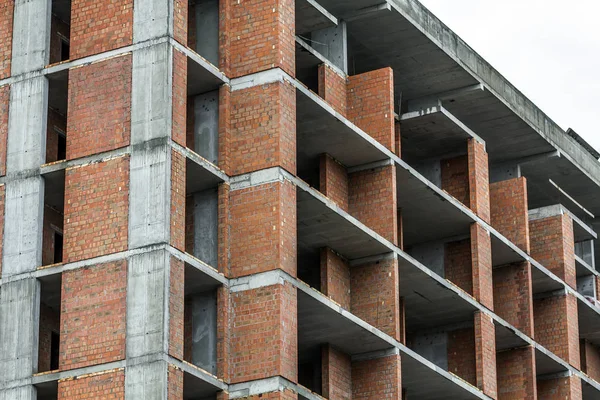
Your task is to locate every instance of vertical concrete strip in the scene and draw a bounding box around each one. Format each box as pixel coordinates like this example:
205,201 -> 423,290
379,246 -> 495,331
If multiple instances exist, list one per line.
312,22 -> 348,73
132,0 -> 172,43
0,386 -> 37,400
125,360 -> 169,400
11,0 -> 50,75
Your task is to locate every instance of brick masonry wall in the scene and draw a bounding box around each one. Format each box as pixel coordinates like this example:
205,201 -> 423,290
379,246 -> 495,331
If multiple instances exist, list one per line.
533,294 -> 580,369
60,261 -> 127,370
351,354 -> 401,399
350,257 -> 400,340
490,177 -> 530,253
530,214 -> 576,289
218,85 -> 232,173
0,85 -> 8,176
58,369 -> 125,399
537,376 -> 582,400
493,262 -> 534,338
49,15 -> 71,64
320,153 -> 349,212
229,81 -> 296,176
0,1 -> 13,79
67,55 -> 132,160
441,154 -> 470,207
229,180 -> 296,278
42,205 -> 64,266
497,346 -> 537,400
394,121 -> 401,157
445,238 -> 473,295
217,286 -> 231,382
171,150 -> 186,251
349,165 -> 397,245
63,156 -> 129,263
468,139 -> 490,223
320,248 -> 351,310
318,64 -> 347,116
322,345 -> 352,400
222,0 -> 295,78
188,1 -> 196,50
230,282 -> 297,384
447,327 -> 476,386
475,311 -> 497,398
169,257 -> 184,360
471,223 -> 494,310
38,303 -> 61,373
581,340 -> 600,382
70,0 -> 133,59
46,108 -> 67,163
173,0 -> 188,47
347,68 -> 395,152
218,183 -> 231,276
172,49 -> 188,147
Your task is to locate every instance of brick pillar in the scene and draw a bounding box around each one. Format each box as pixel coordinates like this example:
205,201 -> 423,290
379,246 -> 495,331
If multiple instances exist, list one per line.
475,311 -> 498,399
58,370 -> 126,399
320,248 -> 351,309
537,375 -> 582,400
490,177 -> 530,253
580,340 -> 600,382
0,1 -> 13,79
534,294 -> 580,369
493,262 -> 534,338
352,353 -> 402,399
322,345 -> 352,400
318,64 -> 347,116
497,346 -> 537,400
442,154 -> 470,207
471,223 -> 494,310
468,139 -> 491,223
320,154 -> 349,212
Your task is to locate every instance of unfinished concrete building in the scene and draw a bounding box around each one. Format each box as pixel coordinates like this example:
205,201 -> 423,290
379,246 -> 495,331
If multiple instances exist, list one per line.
1,0 -> 600,398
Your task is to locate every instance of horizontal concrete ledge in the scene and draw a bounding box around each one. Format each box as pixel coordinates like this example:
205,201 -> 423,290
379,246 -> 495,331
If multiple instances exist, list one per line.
29,360 -> 126,388
229,376 -> 325,400
168,356 -> 227,392
576,255 -> 597,278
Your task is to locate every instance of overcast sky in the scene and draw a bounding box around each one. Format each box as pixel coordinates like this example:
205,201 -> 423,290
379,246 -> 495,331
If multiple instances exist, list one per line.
418,0 -> 600,153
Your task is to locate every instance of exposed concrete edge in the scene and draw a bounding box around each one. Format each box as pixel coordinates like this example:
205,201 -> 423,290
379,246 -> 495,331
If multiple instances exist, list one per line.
169,38 -> 229,84
347,159 -> 394,174
230,167 -> 289,191
168,246 -> 228,286
40,146 -> 131,175
27,361 -> 126,388
576,255 -> 597,277
170,140 -> 229,183
295,36 -> 346,78
528,204 -> 596,240
229,376 -> 325,400
301,0 -> 338,26
229,68 -> 294,92
351,347 -> 399,362
167,356 -> 227,391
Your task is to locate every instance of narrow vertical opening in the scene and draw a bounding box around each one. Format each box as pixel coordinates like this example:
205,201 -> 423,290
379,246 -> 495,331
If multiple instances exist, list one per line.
50,0 -> 72,65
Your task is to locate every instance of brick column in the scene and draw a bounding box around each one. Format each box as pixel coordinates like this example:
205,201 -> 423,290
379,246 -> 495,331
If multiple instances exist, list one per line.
321,345 -> 352,399
475,311 -> 498,398
580,340 -> 600,382
320,153 -> 349,212
497,346 -> 537,400
320,248 -> 351,309
471,223 -> 494,310
352,352 -> 402,399
537,375 -> 582,400
493,262 -> 534,337
490,177 -> 530,253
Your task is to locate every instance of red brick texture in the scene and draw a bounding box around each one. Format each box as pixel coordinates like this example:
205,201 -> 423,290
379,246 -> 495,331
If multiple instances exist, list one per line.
229,81 -> 296,176
42,205 -> 64,266
229,180 -> 296,278
46,108 -> 67,164
442,155 -> 470,207
58,369 -> 125,399
320,154 -> 349,212
352,354 -> 401,399
172,49 -> 188,147
67,55 -> 132,160
468,139 -> 490,223
394,121 -> 401,157
490,177 -> 530,253
60,261 -> 127,370
351,258 -> 400,340
230,282 -> 297,383
318,64 -> 347,115
218,85 -> 232,173
448,327 -> 476,386
471,223 -> 494,310
169,257 -> 185,360
497,346 -> 537,400
581,340 -> 600,382
445,238 -> 472,295
173,0 -> 188,47
168,365 -> 184,400
537,376 -> 582,400
533,294 -> 580,369
475,311 -> 497,398
530,214 -> 576,289
171,150 -> 186,251
218,183 -> 231,276
320,248 -> 351,310
222,0 -> 295,78
349,165 -> 397,245
493,262 -> 534,338
38,303 -> 61,373
70,0 -> 133,59
64,156 -> 129,263
322,345 -> 352,400
217,286 -> 231,382
0,1 -> 13,79
0,85 -> 9,176
347,68 -> 395,152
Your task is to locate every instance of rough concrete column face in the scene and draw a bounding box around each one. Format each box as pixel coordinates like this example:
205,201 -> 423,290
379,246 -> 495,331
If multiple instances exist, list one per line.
321,345 -> 352,399
125,361 -> 168,400
229,81 -> 296,176
11,0 -> 50,75
537,376 -> 582,400
490,177 -> 530,254
350,257 -> 400,340
468,139 -> 491,223
475,311 -> 498,399
0,1 -> 14,79
351,354 -> 401,399
318,64 -> 347,116
530,214 -> 576,289
349,165 -> 397,245
0,85 -> 9,176
0,387 -> 36,400
59,369 -> 126,399
580,340 -> 600,382
533,294 -> 580,369
132,0 -> 183,43
229,180 -> 296,278
497,346 -> 537,400
319,153 -> 349,212
221,0 -> 294,78
493,262 -> 534,337
471,223 -> 494,310
230,282 -> 297,384
320,247 -> 351,309
347,67 -> 395,152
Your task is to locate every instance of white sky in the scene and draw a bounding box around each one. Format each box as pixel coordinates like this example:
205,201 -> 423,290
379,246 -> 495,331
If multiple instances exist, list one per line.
417,0 -> 600,154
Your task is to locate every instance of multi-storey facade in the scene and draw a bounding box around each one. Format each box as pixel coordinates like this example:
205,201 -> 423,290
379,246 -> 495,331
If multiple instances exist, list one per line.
0,0 -> 600,399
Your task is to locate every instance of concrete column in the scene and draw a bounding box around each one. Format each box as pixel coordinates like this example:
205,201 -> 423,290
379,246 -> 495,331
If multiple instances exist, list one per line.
11,0 -> 51,76
312,22 -> 348,74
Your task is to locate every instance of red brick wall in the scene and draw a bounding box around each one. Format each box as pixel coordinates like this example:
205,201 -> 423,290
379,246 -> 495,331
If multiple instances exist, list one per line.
238,390 -> 297,400
218,85 -> 232,173
352,354 -> 401,399
70,0 -> 133,59
351,258 -> 400,340
445,238 -> 473,295
173,0 -> 188,47
347,68 -> 395,152
490,177 -> 530,253
217,286 -> 231,381
318,64 -> 347,116
218,183 -> 231,276
172,49 -> 188,147
468,139 -> 490,223
38,303 -> 61,372
46,108 -> 67,164
320,248 -> 351,309
230,283 -> 297,383
171,150 -> 186,251
497,346 -> 537,400
530,214 -> 576,289
229,81 -> 296,176
0,85 -> 9,176
42,205 -> 64,266
169,257 -> 184,360
223,0 -> 294,78
67,55 -> 132,160
448,327 -> 476,386
441,155 -> 470,208
168,364 -> 184,400
394,121 -> 401,157
0,1 -> 13,79
537,376 -> 582,400
349,165 -> 397,245
581,340 -> 600,382
320,154 -> 349,212
229,180 -> 296,278
493,262 -> 534,337
533,294 -> 580,369
49,15 -> 71,64
58,369 -> 125,399
60,261 -> 127,370
64,156 -> 129,263
322,345 -> 352,400
471,223 -> 494,310
475,311 -> 497,398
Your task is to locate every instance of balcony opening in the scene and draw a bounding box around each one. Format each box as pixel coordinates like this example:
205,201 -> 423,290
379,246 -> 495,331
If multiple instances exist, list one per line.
46,70 -> 69,164
37,275 -> 62,374
50,0 -> 71,64
188,0 -> 219,66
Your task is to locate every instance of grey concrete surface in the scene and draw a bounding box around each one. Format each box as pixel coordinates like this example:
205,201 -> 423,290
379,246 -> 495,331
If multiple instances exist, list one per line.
193,90 -> 219,164
311,22 -> 347,73
133,0 -> 171,43
125,360 -> 167,400
194,0 -> 219,66
189,292 -> 217,374
11,0 -> 51,75
192,188 -> 218,268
